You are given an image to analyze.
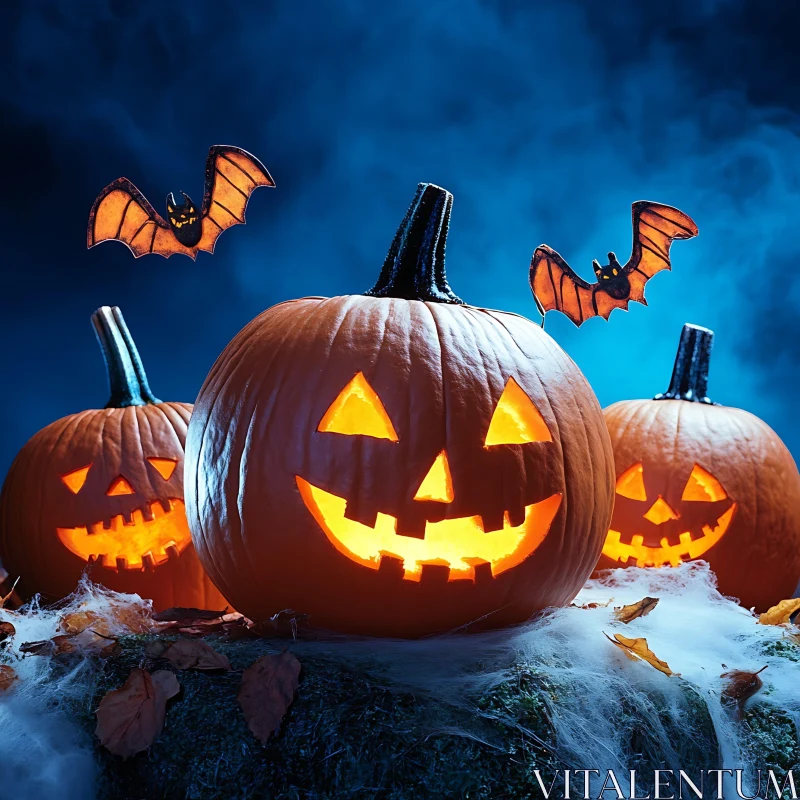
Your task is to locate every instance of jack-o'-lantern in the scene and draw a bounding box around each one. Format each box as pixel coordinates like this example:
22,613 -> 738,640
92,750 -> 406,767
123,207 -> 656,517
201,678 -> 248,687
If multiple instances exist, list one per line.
597,323 -> 800,611
0,306 -> 227,611
186,183 -> 615,637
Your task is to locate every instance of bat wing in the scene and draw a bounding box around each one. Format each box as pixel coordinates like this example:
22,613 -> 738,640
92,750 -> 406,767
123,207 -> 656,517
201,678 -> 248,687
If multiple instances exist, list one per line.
624,201 -> 698,303
529,245 -> 600,327
195,145 -> 275,255
87,178 -> 195,259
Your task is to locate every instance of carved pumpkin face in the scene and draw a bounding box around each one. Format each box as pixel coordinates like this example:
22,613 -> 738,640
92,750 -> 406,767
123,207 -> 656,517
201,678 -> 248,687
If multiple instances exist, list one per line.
186,184 -> 615,637
602,461 -> 736,567
596,324 -> 800,612
0,307 -> 226,611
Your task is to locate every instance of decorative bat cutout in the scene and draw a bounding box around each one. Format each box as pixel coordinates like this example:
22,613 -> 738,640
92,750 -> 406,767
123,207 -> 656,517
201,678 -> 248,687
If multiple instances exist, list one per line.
87,145 -> 274,259
529,201 -> 698,326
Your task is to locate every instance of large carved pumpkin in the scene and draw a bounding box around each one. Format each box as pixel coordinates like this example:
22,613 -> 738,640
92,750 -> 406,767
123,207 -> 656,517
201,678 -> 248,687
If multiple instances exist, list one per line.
597,323 -> 800,611
186,183 -> 615,637
0,306 -> 227,610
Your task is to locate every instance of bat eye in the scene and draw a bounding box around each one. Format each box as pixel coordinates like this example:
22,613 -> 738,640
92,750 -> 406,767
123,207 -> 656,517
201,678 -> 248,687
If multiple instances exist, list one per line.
612,268 -> 618,276
603,274 -> 610,280
167,205 -> 174,213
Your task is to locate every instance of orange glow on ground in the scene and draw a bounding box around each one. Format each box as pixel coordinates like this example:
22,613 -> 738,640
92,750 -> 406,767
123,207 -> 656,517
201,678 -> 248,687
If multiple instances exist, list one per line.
601,504 -> 736,567
485,377 -> 552,446
297,476 -> 561,582
61,464 -> 92,494
414,451 -> 454,503
318,372 -> 399,441
615,463 -> 646,501
57,499 -> 191,570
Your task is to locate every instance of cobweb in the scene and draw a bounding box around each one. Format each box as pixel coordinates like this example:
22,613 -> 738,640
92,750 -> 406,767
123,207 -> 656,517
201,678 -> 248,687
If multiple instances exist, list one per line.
1,563 -> 797,800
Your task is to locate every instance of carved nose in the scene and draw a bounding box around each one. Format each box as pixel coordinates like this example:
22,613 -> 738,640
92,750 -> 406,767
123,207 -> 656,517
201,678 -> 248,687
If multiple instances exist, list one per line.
107,476 -> 135,496
643,496 -> 679,525
413,450 -> 454,503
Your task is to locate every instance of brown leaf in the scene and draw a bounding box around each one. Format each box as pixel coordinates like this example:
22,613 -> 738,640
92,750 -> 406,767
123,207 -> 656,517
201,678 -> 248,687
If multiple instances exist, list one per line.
238,651 -> 301,743
161,638 -> 232,671
572,599 -> 613,609
0,664 -> 18,692
758,599 -> 800,627
95,668 -> 180,758
152,607 -> 228,623
614,597 -> 660,624
605,633 -> 678,677
721,666 -> 767,720
60,609 -> 104,635
0,576 -> 20,609
145,640 -> 172,658
0,620 -> 15,645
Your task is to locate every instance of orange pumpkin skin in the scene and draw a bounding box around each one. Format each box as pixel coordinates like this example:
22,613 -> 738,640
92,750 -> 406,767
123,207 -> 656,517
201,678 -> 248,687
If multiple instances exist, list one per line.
597,325 -> 800,611
0,307 -> 226,611
186,184 -> 615,637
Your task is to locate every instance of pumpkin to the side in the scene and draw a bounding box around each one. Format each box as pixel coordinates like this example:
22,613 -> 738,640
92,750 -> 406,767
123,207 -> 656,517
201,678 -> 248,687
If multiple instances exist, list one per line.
0,306 -> 227,611
596,324 -> 800,611
186,183 -> 615,637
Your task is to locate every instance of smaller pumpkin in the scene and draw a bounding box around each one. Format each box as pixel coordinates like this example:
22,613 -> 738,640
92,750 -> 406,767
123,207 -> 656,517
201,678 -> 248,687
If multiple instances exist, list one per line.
0,306 -> 227,611
598,323 -> 800,611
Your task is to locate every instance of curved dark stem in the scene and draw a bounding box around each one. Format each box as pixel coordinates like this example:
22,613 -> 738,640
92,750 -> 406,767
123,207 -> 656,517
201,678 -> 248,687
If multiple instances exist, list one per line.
365,183 -> 464,304
654,323 -> 716,404
91,306 -> 160,408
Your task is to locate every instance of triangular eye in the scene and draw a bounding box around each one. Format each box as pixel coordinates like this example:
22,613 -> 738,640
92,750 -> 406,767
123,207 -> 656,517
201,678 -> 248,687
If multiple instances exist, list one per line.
616,463 -> 646,501
318,372 -> 399,441
107,476 -> 135,496
61,464 -> 92,494
484,377 -> 552,446
682,464 -> 727,502
148,457 -> 178,480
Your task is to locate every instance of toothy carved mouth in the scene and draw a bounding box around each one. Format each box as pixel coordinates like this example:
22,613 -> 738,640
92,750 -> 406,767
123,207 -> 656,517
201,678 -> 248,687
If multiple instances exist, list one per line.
296,476 -> 562,582
56,499 -> 191,571
602,504 -> 736,567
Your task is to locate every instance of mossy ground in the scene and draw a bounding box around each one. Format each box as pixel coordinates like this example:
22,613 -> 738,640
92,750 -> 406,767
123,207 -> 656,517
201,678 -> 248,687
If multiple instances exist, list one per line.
61,632 -> 792,800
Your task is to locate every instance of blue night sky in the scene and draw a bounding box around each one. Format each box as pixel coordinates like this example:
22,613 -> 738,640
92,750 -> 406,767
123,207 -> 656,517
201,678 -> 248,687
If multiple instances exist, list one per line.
1,0 -> 800,477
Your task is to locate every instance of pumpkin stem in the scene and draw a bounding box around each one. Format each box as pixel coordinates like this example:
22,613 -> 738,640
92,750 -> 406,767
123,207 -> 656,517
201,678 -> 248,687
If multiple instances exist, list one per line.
91,306 -> 161,408
365,183 -> 464,304
654,323 -> 716,404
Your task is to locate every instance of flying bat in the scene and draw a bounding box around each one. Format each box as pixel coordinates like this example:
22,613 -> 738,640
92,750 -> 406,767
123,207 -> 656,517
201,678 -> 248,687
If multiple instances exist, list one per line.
87,145 -> 274,259
529,201 -> 698,326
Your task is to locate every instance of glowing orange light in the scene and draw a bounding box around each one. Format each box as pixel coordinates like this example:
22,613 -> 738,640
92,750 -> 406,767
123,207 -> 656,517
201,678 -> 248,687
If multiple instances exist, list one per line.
615,463 -> 646,501
61,464 -> 92,494
57,499 -> 192,570
148,457 -> 178,480
297,475 -> 561,582
107,476 -> 135,496
318,372 -> 399,441
682,464 -> 728,502
643,496 -> 680,525
485,377 -> 552,446
414,451 -> 454,503
602,505 -> 736,567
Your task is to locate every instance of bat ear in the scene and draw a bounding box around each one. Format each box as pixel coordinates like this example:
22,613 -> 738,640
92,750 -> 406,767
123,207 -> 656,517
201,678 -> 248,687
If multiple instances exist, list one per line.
592,259 -> 602,274
180,191 -> 192,205
166,192 -> 177,212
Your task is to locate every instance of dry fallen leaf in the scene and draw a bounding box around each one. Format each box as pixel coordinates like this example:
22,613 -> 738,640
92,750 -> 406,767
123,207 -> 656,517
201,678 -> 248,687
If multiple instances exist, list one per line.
572,599 -> 613,610
758,599 -> 800,627
0,576 -> 20,609
95,668 -> 180,758
721,666 -> 767,720
0,664 -> 18,692
238,651 -> 301,743
614,597 -> 659,624
605,633 -> 678,677
0,621 -> 15,645
160,638 -> 232,672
